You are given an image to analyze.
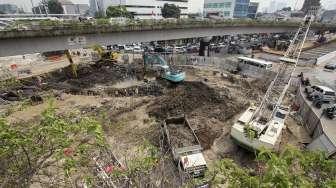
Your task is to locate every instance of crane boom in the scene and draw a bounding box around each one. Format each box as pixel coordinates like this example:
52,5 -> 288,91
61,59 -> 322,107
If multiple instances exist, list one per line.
231,15 -> 315,151
252,16 -> 312,123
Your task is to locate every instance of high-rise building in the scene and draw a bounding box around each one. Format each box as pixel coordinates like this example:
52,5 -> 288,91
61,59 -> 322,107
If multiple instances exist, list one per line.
247,2 -> 259,18
268,0 -> 277,13
203,0 -> 235,18
89,0 -> 104,16
301,0 -> 321,15
101,0 -> 189,19
32,0 -> 89,15
233,0 -> 250,18
276,2 -> 287,11
0,4 -> 18,14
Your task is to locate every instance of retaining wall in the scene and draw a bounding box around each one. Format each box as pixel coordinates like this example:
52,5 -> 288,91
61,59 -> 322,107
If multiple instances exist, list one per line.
317,50 -> 336,65
295,86 -> 336,157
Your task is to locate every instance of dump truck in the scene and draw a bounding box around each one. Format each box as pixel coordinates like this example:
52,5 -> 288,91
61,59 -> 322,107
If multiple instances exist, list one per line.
162,116 -> 207,177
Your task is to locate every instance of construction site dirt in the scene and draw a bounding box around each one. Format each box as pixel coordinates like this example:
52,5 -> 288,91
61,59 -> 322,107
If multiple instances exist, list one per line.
0,61 -> 304,186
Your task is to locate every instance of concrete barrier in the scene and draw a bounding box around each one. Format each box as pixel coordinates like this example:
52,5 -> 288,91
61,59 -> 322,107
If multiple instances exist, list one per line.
316,50 -> 336,65
295,85 -> 336,157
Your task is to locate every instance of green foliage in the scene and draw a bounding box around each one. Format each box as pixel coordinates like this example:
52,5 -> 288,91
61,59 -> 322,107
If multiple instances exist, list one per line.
94,10 -> 105,18
244,125 -> 257,140
161,3 -> 181,18
106,5 -> 132,18
39,19 -> 62,27
281,7 -> 292,11
111,140 -> 159,178
0,102 -> 105,187
42,0 -> 64,14
201,146 -> 336,188
96,18 -> 110,25
0,77 -> 21,90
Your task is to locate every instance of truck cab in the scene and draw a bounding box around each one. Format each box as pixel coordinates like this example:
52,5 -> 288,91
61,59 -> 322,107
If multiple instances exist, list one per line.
179,153 -> 207,177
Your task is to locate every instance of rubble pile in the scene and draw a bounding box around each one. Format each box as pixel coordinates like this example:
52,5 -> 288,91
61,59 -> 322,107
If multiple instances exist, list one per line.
105,83 -> 163,97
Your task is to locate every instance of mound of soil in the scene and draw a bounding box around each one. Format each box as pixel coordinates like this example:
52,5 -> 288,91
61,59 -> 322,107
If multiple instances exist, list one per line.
44,63 -> 141,90
149,81 -> 247,150
149,81 -> 244,121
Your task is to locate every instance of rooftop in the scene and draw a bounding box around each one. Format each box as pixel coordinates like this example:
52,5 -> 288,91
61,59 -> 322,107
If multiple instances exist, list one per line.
238,56 -> 273,65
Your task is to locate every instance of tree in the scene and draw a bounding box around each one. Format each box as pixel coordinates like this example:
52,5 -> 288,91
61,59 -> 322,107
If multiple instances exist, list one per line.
0,103 -> 105,187
105,5 -> 132,18
41,0 -> 64,14
201,146 -> 336,188
281,7 -> 292,11
161,3 -> 181,19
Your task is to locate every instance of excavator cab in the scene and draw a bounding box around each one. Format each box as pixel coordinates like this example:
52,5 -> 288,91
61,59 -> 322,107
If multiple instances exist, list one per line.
92,45 -> 119,63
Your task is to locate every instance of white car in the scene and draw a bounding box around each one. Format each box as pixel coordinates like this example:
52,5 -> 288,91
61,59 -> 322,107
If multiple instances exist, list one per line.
133,46 -> 144,53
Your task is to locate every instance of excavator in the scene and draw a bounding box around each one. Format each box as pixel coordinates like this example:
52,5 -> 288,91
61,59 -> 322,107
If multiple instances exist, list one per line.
63,45 -> 119,78
91,45 -> 119,63
143,53 -> 185,83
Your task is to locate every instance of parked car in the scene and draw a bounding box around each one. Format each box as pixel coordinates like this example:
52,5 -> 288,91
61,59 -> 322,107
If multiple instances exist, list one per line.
186,45 -> 199,53
323,104 -> 336,119
174,46 -> 186,53
124,45 -> 133,52
305,85 -> 319,96
324,63 -> 336,70
307,85 -> 336,108
133,46 -> 144,53
154,46 -> 165,53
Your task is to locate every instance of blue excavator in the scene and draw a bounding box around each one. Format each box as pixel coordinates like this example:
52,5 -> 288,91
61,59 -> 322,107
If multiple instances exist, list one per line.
143,53 -> 185,83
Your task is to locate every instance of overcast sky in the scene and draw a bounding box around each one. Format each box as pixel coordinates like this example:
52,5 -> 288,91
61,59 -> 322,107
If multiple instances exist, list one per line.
0,0 -> 335,13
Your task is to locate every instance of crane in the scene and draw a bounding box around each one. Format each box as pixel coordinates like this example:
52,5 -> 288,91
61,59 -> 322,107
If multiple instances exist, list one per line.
230,15 -> 313,151
254,15 -> 312,124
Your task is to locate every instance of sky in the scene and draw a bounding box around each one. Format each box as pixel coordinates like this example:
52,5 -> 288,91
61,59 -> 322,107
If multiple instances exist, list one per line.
0,0 -> 335,13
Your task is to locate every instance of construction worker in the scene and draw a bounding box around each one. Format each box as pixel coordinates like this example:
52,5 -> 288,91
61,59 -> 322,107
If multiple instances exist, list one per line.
305,16 -> 311,25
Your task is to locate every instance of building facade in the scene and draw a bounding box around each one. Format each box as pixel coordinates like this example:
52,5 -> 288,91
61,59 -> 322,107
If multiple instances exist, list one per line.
301,0 -> 321,16
32,0 -> 89,15
89,0 -> 104,16
247,2 -> 258,18
58,0 -> 89,15
321,10 -> 336,23
101,0 -> 189,19
0,4 -> 18,14
203,0 -> 235,18
233,0 -> 250,18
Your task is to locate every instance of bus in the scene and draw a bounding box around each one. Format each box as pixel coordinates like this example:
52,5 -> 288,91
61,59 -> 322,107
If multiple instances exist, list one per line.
238,57 -> 273,70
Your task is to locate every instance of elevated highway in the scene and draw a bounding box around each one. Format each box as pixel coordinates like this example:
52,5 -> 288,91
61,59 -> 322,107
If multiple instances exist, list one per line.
0,20 -> 335,57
